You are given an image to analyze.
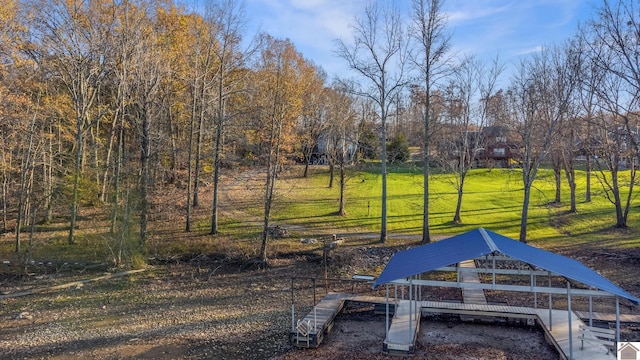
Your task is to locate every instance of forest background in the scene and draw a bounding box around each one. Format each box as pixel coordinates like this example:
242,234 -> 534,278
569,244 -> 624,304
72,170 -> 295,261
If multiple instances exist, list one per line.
0,0 -> 639,271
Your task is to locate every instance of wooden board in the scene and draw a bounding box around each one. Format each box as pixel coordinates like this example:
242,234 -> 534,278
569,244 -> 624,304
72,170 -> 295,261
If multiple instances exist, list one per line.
459,259 -> 488,305
534,308 -> 612,360
384,299 -> 421,353
575,310 -> 640,323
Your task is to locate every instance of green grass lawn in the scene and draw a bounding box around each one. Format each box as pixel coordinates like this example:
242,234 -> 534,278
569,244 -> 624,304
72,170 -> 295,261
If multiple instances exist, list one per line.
271,165 -> 639,249
5,163 -> 638,266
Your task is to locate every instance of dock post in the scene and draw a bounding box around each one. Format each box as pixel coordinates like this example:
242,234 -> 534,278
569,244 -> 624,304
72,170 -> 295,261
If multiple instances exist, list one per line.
291,278 -> 295,332
409,277 -> 413,336
548,272 -> 552,331
616,296 -> 620,343
313,278 -> 317,331
589,295 -> 593,326
567,281 -> 573,360
385,284 -> 389,338
394,284 -> 397,305
532,273 -> 537,308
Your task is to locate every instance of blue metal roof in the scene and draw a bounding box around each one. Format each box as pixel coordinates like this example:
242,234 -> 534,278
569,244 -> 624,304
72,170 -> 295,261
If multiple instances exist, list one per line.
373,228 -> 639,304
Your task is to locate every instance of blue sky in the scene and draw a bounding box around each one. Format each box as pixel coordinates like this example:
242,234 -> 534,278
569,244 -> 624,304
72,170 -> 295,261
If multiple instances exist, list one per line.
183,0 -> 597,82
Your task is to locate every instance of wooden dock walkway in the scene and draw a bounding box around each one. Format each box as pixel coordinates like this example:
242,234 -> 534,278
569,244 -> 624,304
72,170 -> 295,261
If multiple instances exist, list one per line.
289,292 -> 350,348
419,300 -> 612,359
575,310 -> 640,323
291,293 -> 619,359
383,299 -> 421,354
533,308 -> 613,360
459,259 -> 488,305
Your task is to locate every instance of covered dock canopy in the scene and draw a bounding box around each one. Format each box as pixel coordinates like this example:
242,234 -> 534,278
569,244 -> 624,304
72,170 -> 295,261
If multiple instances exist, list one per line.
373,228 -> 639,305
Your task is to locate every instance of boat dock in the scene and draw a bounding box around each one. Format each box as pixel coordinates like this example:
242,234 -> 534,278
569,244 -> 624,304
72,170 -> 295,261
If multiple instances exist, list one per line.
291,292 -> 617,359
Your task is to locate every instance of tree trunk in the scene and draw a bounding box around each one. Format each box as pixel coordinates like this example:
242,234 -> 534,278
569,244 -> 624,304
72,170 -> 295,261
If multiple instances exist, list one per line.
422,115 -> 431,243
303,147 -> 311,178
380,120 -> 388,244
211,109 -> 223,235
611,170 -> 626,228
193,101 -> 205,208
338,159 -> 346,216
111,123 -> 124,234
1,149 -> 8,233
453,174 -> 465,224
563,154 -> 577,213
519,184 -> 531,243
15,161 -> 26,253
167,104 -> 177,184
185,77 -> 198,232
260,167 -> 274,264
44,122 -> 53,223
139,109 -> 150,245
585,153 -> 592,203
68,114 -> 83,245
553,161 -> 561,204
328,161 -> 334,188
567,167 -> 577,213
260,113 -> 282,264
569,173 -> 577,213
17,111 -> 38,252
100,108 -> 120,203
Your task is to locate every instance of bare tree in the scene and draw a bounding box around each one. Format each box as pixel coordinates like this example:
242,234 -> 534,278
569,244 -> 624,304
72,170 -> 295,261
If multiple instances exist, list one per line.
439,55 -> 503,223
185,8 -> 214,232
210,0 -> 255,235
409,0 -> 452,243
297,69 -> 328,179
30,0 -> 112,244
335,1 -> 408,243
15,94 -> 42,253
507,45 -> 580,243
130,9 -> 165,245
581,0 -> 640,228
324,85 -> 358,215
574,37 -> 605,204
252,35 -> 309,264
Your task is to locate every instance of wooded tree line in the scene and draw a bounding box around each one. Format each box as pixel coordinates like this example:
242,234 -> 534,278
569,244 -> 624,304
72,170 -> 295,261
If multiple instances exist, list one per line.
337,0 -> 640,244
0,0 -> 350,262
0,0 -> 639,265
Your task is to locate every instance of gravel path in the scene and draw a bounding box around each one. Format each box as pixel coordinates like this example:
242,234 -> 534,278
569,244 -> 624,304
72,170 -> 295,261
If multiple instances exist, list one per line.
2,245 -> 639,359
1,257 -> 307,359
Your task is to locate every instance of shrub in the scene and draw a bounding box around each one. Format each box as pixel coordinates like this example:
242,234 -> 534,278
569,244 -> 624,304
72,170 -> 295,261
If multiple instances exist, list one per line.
387,134 -> 410,163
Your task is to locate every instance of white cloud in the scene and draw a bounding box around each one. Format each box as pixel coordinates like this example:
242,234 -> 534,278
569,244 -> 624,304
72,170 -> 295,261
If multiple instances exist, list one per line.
514,45 -> 543,56
445,4 -> 511,24
243,0 -> 593,79
246,0 -> 361,76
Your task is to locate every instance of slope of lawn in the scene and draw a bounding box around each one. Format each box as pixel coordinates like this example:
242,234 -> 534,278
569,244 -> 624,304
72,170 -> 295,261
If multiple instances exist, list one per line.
271,164 -> 639,249
4,163 -> 638,266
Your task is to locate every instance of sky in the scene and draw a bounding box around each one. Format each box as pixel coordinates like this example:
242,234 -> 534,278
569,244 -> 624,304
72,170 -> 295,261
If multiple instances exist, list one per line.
183,0 -> 598,82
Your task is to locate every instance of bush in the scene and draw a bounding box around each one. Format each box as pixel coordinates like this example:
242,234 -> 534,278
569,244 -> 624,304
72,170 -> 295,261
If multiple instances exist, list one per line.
387,134 -> 410,163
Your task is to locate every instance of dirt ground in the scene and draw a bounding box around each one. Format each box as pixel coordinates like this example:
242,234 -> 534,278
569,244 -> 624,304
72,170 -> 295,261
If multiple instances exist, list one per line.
2,167 -> 640,359
277,306 -> 559,360
2,247 -> 638,360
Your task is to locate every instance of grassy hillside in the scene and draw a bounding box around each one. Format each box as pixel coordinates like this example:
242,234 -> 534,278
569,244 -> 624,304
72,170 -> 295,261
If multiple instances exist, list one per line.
256,165 -> 639,249
2,164 -> 638,268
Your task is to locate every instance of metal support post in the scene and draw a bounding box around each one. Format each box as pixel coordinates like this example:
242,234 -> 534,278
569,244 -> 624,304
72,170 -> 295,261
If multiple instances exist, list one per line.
567,281 -> 573,360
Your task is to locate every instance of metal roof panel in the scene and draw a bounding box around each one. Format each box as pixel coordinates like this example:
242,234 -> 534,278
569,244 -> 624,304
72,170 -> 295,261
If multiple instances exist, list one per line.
372,228 -> 639,304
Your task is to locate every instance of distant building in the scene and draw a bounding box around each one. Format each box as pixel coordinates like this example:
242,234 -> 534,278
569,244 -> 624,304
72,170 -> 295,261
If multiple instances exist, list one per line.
475,126 -> 522,168
308,132 -> 359,165
436,125 -> 521,169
